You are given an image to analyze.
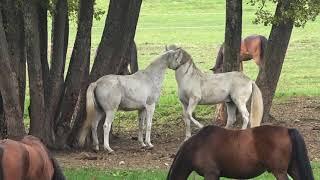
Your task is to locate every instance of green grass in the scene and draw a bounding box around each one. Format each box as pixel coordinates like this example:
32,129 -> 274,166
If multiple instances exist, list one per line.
64,163 -> 320,180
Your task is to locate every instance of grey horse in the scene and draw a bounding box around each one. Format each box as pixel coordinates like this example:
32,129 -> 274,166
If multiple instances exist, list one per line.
166,45 -> 263,139
78,49 -> 184,153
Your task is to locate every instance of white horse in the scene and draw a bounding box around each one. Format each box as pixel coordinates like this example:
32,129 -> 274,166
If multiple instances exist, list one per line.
166,45 -> 263,139
78,49 -> 184,153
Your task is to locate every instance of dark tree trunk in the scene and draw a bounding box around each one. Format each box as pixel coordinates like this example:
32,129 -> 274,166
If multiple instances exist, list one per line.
39,0 -> 50,98
23,0 -> 50,143
129,41 -> 138,73
214,0 -> 242,125
2,0 -> 26,116
0,94 -> 6,139
46,0 -> 68,139
54,0 -> 94,148
89,0 -> 142,81
68,0 -> 142,147
0,10 -> 25,138
256,0 -> 294,123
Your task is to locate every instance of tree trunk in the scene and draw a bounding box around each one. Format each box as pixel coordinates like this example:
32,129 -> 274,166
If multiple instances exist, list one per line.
39,0 -> 50,98
68,0 -> 142,147
24,0 -> 50,143
214,0 -> 242,125
46,0 -> 68,141
54,0 -> 94,148
89,0 -> 142,81
0,94 -> 6,139
256,0 -> 294,123
2,0 -> 26,116
0,10 -> 25,138
129,41 -> 138,74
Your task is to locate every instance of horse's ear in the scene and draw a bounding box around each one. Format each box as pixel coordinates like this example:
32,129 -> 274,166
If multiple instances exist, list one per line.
176,49 -> 184,64
165,45 -> 168,51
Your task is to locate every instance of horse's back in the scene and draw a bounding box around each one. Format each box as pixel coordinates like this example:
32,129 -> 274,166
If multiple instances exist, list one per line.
95,72 -> 154,111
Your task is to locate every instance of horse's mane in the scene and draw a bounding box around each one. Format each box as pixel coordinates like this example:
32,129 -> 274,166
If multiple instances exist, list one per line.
180,49 -> 204,77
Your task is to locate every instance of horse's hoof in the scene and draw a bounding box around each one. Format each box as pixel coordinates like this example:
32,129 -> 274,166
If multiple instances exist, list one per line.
146,144 -> 154,150
92,146 -> 99,153
108,150 -> 115,155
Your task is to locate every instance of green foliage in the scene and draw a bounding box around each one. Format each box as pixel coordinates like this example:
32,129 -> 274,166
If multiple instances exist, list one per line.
48,0 -> 105,21
249,0 -> 320,27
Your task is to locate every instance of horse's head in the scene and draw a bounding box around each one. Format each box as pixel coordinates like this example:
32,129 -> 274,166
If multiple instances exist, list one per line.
165,45 -> 190,70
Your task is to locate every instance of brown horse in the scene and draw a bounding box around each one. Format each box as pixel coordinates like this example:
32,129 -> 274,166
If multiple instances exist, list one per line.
211,35 -> 268,73
167,125 -> 314,180
0,135 -> 65,180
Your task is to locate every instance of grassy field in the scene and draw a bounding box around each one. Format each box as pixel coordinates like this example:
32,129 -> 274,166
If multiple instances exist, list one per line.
64,163 -> 320,180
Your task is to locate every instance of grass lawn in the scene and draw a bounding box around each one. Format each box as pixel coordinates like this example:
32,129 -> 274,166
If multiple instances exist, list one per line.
64,162 -> 320,180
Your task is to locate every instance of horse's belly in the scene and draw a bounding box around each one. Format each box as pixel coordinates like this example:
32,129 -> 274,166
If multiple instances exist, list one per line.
220,167 -> 265,179
199,94 -> 231,105
119,98 -> 145,111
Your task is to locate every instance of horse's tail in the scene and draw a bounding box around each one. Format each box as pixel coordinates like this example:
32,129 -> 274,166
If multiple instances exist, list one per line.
259,35 -> 268,62
0,147 -> 3,180
250,82 -> 263,127
78,82 -> 98,146
288,128 -> 314,180
51,157 -> 66,180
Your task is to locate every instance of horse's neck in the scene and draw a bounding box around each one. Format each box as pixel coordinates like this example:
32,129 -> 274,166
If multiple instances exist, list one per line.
175,60 -> 202,83
144,57 -> 168,84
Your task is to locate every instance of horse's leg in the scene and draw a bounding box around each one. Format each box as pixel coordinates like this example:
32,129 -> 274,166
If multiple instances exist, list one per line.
233,100 -> 250,129
91,112 -> 103,151
103,110 -> 115,153
187,97 -> 203,128
225,102 -> 237,129
138,109 -> 147,147
145,103 -> 155,148
181,102 -> 191,140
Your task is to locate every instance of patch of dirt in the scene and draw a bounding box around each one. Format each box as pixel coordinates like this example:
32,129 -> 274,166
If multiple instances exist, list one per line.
55,97 -> 320,169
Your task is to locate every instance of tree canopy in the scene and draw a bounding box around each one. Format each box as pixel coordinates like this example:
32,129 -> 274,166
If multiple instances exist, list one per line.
250,0 -> 320,27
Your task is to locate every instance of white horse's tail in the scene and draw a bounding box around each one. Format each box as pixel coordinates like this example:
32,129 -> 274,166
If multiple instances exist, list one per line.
250,82 -> 263,127
78,82 -> 98,146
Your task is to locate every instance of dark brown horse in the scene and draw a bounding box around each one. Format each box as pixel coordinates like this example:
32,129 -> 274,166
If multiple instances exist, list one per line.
0,135 -> 65,180
167,125 -> 314,180
211,35 -> 268,73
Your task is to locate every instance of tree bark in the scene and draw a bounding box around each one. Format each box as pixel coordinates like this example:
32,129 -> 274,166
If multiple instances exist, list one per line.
0,94 -> 6,139
24,0 -> 50,143
39,0 -> 50,98
214,0 -> 242,125
0,10 -> 25,138
2,0 -> 26,116
256,0 -> 294,123
46,0 -> 68,139
54,0 -> 94,148
129,41 -> 138,73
